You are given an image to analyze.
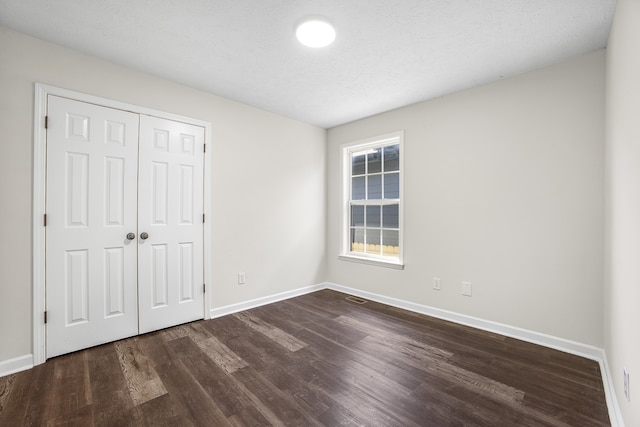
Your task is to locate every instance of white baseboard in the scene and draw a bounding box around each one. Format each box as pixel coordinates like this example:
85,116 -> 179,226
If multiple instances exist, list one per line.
323,282 -> 624,427
599,351 -> 625,427
209,284 -> 325,319
0,354 -> 33,378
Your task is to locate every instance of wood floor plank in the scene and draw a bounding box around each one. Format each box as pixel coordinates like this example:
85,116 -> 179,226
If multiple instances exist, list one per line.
212,319 -> 352,416
316,403 -> 373,427
20,364 -> 56,426
253,301 -> 370,348
291,330 -> 425,426
154,358 -> 232,426
233,311 -> 308,352
45,351 -> 92,423
295,325 -> 424,392
489,355 -> 602,404
335,313 -> 454,359
207,319 -> 345,420
114,339 -> 167,406
208,319 -> 283,373
187,322 -> 248,373
251,302 -> 309,334
355,334 -> 526,406
226,406 -> 272,427
134,331 -> 177,368
45,403 -> 94,427
166,335 -> 259,419
302,358 -> 422,427
0,289 -> 611,426
232,366 -> 324,427
161,324 -> 192,342
0,373 -> 15,414
133,393 -> 193,427
86,344 -> 136,427
220,331 -> 336,418
0,369 -> 31,426
412,379 -> 531,427
284,292 -> 357,319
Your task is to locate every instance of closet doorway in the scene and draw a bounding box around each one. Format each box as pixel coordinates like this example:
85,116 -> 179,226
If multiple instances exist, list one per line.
33,86 -> 211,361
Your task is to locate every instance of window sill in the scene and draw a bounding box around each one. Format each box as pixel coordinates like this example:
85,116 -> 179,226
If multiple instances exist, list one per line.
338,254 -> 405,270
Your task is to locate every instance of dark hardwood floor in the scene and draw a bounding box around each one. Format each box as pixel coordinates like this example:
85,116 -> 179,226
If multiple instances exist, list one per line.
0,289 -> 610,426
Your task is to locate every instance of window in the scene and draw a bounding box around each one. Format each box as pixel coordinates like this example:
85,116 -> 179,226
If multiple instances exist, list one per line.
341,131 -> 403,268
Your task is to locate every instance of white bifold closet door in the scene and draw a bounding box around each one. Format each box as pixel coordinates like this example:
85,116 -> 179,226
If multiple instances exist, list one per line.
45,96 -> 204,358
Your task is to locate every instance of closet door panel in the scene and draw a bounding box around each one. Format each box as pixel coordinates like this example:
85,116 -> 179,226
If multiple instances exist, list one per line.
46,96 -> 140,358
137,115 -> 205,333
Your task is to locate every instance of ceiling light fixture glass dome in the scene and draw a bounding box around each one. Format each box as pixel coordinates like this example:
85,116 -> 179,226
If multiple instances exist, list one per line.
296,18 -> 336,48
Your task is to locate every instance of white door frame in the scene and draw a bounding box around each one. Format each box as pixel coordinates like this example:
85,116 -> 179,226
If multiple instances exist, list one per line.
32,83 -> 212,365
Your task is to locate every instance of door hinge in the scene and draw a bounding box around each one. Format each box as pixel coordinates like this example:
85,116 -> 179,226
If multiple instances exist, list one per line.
44,116 -> 48,129
203,213 -> 205,223
203,144 -> 206,153
44,311 -> 48,324
203,283 -> 206,293
43,214 -> 47,227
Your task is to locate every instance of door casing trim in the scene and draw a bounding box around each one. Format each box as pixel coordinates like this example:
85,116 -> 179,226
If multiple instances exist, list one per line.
32,83 -> 213,365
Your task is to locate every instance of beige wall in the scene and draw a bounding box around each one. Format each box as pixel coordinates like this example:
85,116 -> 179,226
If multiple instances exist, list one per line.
605,0 -> 640,425
327,51 -> 605,347
0,26 -> 326,362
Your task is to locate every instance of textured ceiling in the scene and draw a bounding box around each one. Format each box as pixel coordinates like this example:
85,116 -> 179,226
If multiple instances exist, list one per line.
0,0 -> 616,128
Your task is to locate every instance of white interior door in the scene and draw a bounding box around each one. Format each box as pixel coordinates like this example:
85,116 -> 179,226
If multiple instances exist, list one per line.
137,115 -> 205,333
46,96 -> 140,358
46,97 -> 206,357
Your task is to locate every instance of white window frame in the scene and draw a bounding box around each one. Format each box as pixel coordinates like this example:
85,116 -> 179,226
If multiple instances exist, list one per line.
339,131 -> 404,269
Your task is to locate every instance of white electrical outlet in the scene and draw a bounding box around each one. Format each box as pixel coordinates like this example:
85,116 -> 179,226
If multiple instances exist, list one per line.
238,272 -> 246,285
624,368 -> 630,401
462,281 -> 472,296
433,277 -> 441,290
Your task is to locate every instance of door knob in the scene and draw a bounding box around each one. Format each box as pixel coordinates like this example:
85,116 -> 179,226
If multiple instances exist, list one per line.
126,233 -> 135,240
140,232 -> 149,240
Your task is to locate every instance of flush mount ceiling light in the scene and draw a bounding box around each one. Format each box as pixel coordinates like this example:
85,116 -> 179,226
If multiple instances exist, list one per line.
296,18 -> 336,48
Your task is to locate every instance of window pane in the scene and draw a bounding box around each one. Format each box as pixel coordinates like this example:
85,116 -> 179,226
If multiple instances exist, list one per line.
352,153 -> 366,175
351,205 -> 364,226
352,176 -> 365,200
384,172 -> 399,199
368,175 -> 382,199
382,230 -> 399,256
345,136 -> 402,261
384,144 -> 400,171
350,228 -> 365,253
366,229 -> 380,254
366,205 -> 381,227
367,148 -> 382,174
382,204 -> 399,228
